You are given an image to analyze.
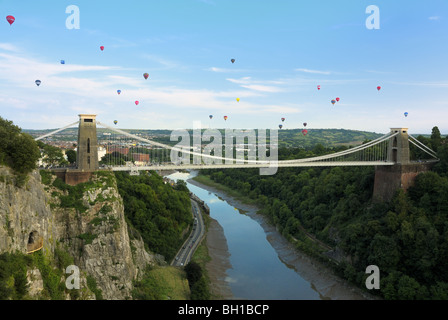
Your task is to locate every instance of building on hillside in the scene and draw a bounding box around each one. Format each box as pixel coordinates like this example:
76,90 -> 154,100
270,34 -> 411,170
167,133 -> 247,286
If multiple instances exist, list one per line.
98,146 -> 107,162
106,146 -> 129,155
131,153 -> 150,166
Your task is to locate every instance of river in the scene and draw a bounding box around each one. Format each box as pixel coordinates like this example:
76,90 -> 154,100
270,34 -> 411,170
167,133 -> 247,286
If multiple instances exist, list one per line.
167,170 -> 374,300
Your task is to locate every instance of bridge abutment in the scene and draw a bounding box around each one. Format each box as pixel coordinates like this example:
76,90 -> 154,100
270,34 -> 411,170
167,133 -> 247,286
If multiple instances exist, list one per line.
372,163 -> 433,202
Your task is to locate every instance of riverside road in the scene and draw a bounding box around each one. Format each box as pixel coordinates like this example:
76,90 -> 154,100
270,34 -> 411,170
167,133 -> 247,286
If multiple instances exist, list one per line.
171,198 -> 205,267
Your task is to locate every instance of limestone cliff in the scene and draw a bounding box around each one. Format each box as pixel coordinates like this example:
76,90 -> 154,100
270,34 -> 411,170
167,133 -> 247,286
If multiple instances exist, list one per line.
0,166 -> 156,299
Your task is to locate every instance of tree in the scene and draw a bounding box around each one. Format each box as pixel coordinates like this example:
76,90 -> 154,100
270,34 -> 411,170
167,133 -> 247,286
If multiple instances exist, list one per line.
430,126 -> 442,152
37,141 -> 68,167
0,116 -> 40,175
185,262 -> 202,285
66,149 -> 76,164
434,143 -> 448,176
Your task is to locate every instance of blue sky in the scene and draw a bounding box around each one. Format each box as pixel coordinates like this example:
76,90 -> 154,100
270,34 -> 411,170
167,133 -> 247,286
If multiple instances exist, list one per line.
0,0 -> 447,134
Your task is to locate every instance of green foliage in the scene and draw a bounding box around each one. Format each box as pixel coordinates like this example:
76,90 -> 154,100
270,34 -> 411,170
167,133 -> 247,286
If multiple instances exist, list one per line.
100,151 -> 131,166
32,251 -> 66,300
86,275 -> 103,300
36,140 -> 68,167
65,149 -> 77,164
185,261 -> 202,284
0,116 -> 40,179
77,233 -> 97,245
185,261 -> 210,300
115,171 -> 192,262
0,252 -> 33,299
430,126 -> 442,152
39,170 -> 53,185
132,273 -> 164,300
132,266 -> 190,300
51,177 -> 88,213
54,247 -> 74,269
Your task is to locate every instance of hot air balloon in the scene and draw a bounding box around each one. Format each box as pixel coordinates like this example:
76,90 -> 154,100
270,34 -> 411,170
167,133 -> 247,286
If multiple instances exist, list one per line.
279,124 -> 283,129
377,86 -> 381,91
35,80 -> 41,87
281,117 -> 285,122
404,112 -> 408,117
117,90 -> 121,95
231,59 -> 235,63
336,97 -> 340,102
303,122 -> 307,127
331,99 -> 336,105
302,129 -> 308,136
135,101 -> 139,105
60,60 -> 65,64
224,116 -> 228,121
100,46 -> 104,51
209,115 -> 213,119
114,120 -> 118,125
6,15 -> 15,25
317,85 -> 321,90
143,73 -> 149,80
236,98 -> 240,102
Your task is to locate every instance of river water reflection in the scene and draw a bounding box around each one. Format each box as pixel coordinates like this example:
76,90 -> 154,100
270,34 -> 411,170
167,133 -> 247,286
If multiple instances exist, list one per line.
168,171 -> 321,300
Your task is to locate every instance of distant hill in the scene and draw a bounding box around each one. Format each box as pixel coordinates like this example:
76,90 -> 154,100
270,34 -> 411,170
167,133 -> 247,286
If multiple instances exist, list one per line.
275,128 -> 383,148
24,127 -> 383,149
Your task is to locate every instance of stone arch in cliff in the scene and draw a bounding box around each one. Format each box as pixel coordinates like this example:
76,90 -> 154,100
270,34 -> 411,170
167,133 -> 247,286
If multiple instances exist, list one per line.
27,230 -> 43,254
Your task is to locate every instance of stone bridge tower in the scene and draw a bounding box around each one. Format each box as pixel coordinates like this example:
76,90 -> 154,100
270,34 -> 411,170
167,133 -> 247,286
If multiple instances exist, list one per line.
373,128 -> 432,202
76,114 -> 99,171
387,128 -> 410,164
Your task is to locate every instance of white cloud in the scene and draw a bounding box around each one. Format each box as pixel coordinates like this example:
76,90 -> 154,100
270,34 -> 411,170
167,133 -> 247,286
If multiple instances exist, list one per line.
207,66 -> 248,73
208,67 -> 226,73
226,77 -> 285,92
429,16 -> 440,21
239,84 -> 283,93
295,68 -> 331,75
140,54 -> 181,69
0,43 -> 20,52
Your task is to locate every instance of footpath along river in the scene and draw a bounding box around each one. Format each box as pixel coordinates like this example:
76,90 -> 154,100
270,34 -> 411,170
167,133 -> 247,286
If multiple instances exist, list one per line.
167,171 -> 375,300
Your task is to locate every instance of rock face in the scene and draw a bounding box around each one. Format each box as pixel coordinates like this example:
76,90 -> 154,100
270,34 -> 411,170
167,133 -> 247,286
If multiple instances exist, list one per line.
0,166 -> 155,299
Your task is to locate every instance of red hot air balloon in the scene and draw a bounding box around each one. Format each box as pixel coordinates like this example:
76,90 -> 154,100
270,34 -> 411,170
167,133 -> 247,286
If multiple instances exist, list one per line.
302,129 -> 308,136
100,46 -> 104,51
317,85 -> 321,90
336,97 -> 340,102
135,101 -> 139,105
6,15 -> 15,25
377,86 -> 381,91
143,73 -> 149,80
281,117 -> 285,122
224,116 -> 228,121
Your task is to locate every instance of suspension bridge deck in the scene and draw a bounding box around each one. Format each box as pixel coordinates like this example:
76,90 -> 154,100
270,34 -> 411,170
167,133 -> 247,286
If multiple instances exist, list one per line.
107,161 -> 395,172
